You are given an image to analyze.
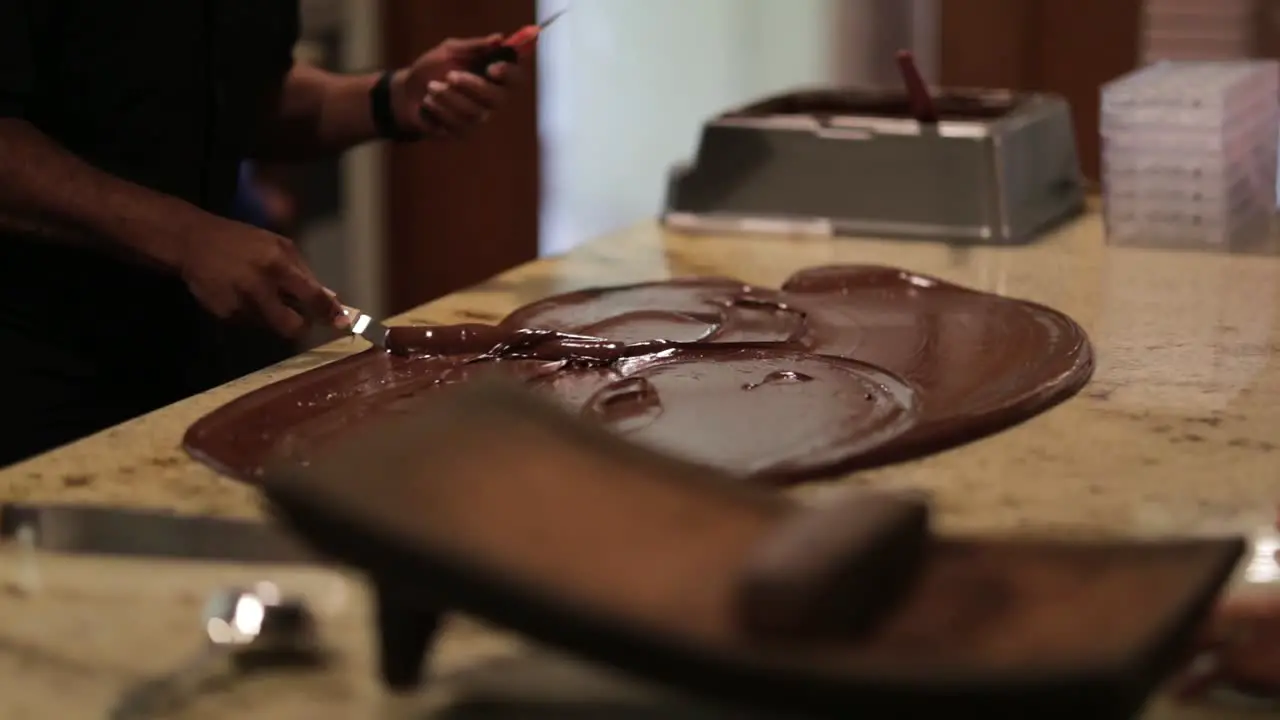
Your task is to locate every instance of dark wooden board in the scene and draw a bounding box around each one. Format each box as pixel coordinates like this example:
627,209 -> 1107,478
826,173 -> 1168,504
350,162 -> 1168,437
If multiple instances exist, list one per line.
262,381 -> 1242,719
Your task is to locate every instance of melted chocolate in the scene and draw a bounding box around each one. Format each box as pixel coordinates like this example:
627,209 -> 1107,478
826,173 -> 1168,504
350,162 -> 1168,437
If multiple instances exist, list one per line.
184,266 -> 1093,485
727,89 -> 1021,121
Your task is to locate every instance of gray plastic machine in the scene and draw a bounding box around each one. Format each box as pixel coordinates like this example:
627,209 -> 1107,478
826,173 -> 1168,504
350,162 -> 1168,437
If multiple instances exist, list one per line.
663,89 -> 1087,243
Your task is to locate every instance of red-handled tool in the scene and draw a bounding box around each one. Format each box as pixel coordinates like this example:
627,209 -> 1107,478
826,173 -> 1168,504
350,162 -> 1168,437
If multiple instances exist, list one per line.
469,9 -> 567,78
895,49 -> 937,124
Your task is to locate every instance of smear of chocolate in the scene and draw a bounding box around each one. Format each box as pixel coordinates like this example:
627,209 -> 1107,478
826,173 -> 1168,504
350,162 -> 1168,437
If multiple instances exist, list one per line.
183,266 -> 1093,485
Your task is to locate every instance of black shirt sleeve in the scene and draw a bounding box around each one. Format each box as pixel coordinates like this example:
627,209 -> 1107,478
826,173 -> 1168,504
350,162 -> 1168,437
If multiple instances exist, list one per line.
279,3 -> 300,75
0,0 -> 38,118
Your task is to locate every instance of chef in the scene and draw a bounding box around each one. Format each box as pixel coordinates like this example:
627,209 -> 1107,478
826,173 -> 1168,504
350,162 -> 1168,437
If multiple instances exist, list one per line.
0,1 -> 523,466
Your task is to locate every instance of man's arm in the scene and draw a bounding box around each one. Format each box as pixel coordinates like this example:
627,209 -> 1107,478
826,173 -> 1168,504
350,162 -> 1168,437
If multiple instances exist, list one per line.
252,37 -> 519,162
0,0 -> 201,266
0,118 -> 202,269
0,119 -> 341,334
250,64 -> 386,161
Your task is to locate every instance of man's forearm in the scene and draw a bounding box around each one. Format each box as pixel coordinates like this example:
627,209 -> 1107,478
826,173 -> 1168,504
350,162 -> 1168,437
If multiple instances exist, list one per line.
253,64 -> 408,161
0,118 -> 203,268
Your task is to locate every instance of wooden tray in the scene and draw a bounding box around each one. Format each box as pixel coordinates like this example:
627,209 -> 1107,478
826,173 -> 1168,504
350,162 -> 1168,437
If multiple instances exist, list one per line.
259,381 -> 1243,719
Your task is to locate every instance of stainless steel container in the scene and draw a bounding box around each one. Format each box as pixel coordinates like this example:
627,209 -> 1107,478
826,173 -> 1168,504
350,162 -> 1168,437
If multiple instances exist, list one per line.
663,88 -> 1087,244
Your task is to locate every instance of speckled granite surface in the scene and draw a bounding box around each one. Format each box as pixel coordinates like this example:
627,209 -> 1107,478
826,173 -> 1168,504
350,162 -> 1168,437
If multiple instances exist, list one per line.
2,212 -> 1278,718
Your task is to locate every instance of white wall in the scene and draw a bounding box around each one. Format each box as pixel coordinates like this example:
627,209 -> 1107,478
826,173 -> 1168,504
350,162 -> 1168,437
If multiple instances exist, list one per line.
537,0 -> 934,255
537,0 -> 832,255
338,0 -> 386,315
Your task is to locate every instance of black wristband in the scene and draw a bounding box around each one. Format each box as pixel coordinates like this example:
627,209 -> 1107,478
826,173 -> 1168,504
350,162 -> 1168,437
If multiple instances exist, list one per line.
370,70 -> 422,142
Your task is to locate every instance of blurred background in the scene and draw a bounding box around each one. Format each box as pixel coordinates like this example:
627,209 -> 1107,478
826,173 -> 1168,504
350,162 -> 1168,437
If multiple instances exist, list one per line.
271,0 -> 1275,332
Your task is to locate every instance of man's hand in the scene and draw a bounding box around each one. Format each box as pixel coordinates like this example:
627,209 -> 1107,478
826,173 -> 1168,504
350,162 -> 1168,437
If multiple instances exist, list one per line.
1173,513 -> 1280,702
1173,593 -> 1280,700
175,215 -> 342,339
391,35 -> 525,138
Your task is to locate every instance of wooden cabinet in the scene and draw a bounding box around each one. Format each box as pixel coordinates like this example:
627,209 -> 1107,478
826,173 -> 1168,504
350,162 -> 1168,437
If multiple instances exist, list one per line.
939,0 -> 1144,182
380,0 -> 539,314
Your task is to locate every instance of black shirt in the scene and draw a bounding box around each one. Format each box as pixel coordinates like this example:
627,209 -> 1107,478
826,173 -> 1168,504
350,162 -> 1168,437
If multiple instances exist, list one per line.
0,0 -> 301,464
0,0 -> 297,209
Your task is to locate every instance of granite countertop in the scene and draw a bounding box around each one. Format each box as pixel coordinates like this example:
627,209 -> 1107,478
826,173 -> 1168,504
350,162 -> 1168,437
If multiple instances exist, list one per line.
1,212 -> 1278,718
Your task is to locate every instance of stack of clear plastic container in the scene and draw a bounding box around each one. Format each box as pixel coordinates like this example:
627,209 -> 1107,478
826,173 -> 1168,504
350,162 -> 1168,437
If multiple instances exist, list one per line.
1101,60 -> 1279,250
